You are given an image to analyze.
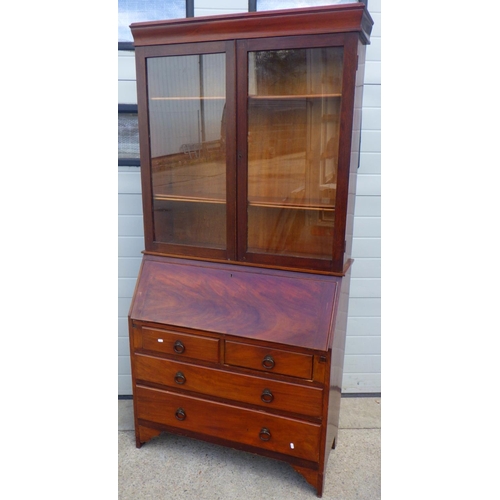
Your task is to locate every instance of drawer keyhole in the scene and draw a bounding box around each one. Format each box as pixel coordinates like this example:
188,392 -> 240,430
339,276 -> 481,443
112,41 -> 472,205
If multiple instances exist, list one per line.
174,371 -> 186,385
175,408 -> 186,421
262,355 -> 275,369
259,428 -> 271,441
261,389 -> 274,403
173,340 -> 185,354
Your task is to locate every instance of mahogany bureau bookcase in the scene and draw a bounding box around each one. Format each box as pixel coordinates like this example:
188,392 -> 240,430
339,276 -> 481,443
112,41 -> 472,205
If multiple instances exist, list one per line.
128,4 -> 373,496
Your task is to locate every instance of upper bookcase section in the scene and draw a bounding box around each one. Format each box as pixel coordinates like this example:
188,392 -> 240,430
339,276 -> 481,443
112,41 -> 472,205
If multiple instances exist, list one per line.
130,3 -> 373,47
130,4 -> 373,275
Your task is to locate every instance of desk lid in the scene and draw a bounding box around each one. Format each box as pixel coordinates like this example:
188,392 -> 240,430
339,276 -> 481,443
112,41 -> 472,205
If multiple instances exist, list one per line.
130,256 -> 341,351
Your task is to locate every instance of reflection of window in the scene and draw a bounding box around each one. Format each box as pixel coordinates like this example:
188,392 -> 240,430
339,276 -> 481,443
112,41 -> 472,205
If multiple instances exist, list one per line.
248,0 -> 363,12
119,105 -> 140,166
118,0 -> 193,48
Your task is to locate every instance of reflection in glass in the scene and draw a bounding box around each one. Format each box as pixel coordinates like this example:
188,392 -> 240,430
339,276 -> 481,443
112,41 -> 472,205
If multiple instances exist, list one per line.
147,53 -> 226,249
247,47 -> 343,260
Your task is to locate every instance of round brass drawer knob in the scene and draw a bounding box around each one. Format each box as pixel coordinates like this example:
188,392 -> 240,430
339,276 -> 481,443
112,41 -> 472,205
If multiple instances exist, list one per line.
173,340 -> 185,354
175,408 -> 186,421
262,355 -> 275,369
261,389 -> 274,403
259,428 -> 271,441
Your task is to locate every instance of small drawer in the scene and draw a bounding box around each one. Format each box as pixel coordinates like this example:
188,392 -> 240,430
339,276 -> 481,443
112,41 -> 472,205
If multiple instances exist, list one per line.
225,341 -> 313,379
136,386 -> 321,462
141,327 -> 219,363
134,354 -> 323,417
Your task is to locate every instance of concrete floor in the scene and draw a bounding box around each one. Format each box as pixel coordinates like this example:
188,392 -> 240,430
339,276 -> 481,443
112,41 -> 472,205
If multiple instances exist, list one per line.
118,396 -> 380,499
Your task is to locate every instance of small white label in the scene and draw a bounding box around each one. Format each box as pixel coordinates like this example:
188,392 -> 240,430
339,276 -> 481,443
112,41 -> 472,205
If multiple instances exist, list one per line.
157,339 -> 164,343
290,443 -> 294,449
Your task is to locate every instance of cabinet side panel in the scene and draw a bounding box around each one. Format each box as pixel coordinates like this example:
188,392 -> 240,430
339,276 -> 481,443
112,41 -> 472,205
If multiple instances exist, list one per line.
345,41 -> 367,267
325,267 -> 351,462
332,33 -> 357,271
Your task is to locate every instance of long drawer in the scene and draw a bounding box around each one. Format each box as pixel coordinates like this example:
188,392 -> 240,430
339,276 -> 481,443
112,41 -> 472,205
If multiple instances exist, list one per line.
134,353 -> 323,417
135,385 -> 321,462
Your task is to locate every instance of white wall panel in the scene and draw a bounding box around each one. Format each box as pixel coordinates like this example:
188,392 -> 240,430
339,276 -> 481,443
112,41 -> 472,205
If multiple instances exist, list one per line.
118,216 -> 144,236
119,375 -> 133,395
351,258 -> 381,278
118,171 -> 142,193
347,316 -> 381,336
348,298 -> 381,317
362,84 -> 381,107
342,373 -> 380,393
118,236 -> 144,257
353,217 -> 381,237
118,337 -> 130,356
344,354 -> 381,373
356,174 -> 381,195
119,277 -> 139,298
118,318 -> 129,338
350,278 -> 381,298
364,61 -> 381,85
118,298 -> 133,317
346,0 -> 381,394
359,152 -> 381,174
118,81 -> 138,105
370,13 -> 381,37
352,238 -> 381,258
118,167 -> 143,394
361,108 -> 381,130
118,54 -> 136,80
118,193 -> 143,214
366,37 -> 381,61
118,257 -> 142,277
345,336 -> 381,355
119,355 -> 132,375
354,196 -> 381,216
360,130 -> 381,152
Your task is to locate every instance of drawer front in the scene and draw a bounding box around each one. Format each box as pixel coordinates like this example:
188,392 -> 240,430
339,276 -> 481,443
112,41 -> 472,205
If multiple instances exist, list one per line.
141,327 -> 219,363
225,341 -> 313,379
136,385 -> 321,462
134,354 -> 323,417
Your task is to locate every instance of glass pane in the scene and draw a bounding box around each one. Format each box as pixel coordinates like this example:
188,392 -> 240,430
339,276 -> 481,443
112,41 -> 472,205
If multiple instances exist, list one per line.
147,53 -> 226,249
256,0 -> 357,11
247,47 -> 343,260
118,112 -> 140,159
118,0 -> 185,42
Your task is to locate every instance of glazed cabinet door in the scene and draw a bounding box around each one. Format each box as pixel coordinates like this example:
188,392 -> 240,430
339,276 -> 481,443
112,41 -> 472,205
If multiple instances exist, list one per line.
135,41 -> 237,260
236,34 -> 358,272
135,33 -> 359,273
